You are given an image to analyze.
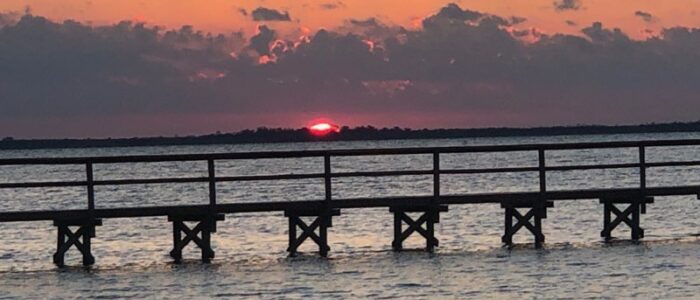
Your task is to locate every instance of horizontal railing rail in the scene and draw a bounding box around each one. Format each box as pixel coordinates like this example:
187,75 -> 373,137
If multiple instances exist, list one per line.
0,139 -> 699,216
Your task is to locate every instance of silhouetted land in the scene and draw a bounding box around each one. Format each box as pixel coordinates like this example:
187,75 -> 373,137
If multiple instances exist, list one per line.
2,121 -> 700,150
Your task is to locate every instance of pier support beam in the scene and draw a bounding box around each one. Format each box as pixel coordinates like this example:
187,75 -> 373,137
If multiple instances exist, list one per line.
53,218 -> 102,267
600,197 -> 654,241
286,209 -> 340,257
501,201 -> 553,248
390,205 -> 448,253
168,213 -> 225,263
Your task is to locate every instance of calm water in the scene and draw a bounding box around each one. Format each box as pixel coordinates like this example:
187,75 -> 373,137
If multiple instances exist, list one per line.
1,133 -> 700,299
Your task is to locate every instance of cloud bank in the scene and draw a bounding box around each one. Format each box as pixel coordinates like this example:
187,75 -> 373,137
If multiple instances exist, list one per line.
2,4 -> 700,137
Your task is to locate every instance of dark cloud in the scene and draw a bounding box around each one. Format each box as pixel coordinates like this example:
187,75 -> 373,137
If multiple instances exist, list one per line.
554,0 -> 581,11
512,29 -> 531,37
339,18 -> 405,41
349,18 -> 381,27
421,2 -> 513,31
635,11 -> 654,23
251,7 -> 291,22
510,16 -> 527,25
0,11 -> 19,27
3,3 -> 700,138
429,3 -> 483,22
249,25 -> 276,55
581,21 -> 629,43
320,1 -> 345,10
237,8 -> 248,17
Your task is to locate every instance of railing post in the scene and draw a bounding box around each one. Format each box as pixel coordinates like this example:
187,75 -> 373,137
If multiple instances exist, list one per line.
639,146 -> 646,192
538,148 -> 546,194
433,151 -> 440,199
207,159 -> 216,208
536,148 -> 548,247
86,162 -> 95,211
638,145 -> 647,214
324,154 -> 332,203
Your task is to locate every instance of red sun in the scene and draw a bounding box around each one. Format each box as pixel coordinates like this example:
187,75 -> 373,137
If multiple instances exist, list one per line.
308,120 -> 341,136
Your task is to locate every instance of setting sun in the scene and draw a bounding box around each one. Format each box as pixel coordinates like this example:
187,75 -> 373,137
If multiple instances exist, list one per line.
308,122 -> 340,136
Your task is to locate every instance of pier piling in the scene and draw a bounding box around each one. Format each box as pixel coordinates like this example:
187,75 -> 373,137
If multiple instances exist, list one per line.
600,197 -> 653,241
168,213 -> 224,263
286,209 -> 340,257
390,205 -> 448,252
53,218 -> 102,267
501,201 -> 553,248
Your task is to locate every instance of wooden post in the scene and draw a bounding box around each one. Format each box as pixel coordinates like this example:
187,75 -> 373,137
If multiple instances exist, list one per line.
172,220 -> 182,262
538,149 -> 546,194
288,216 -> 296,255
429,151 -> 440,252
208,159 -> 217,208
324,154 -> 332,203
639,146 -> 646,191
433,151 -> 440,199
602,202 -> 611,239
392,211 -> 402,251
631,199 -> 642,240
319,217 -> 329,257
426,210 -> 436,252
534,149 -> 548,246
55,225 -> 65,267
86,162 -> 95,211
502,206 -> 513,245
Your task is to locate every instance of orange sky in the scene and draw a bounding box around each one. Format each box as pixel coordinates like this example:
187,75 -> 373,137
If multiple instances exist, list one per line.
3,0 -> 700,39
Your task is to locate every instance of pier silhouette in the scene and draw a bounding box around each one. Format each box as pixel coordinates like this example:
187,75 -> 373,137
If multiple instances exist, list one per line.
1,139 -> 699,267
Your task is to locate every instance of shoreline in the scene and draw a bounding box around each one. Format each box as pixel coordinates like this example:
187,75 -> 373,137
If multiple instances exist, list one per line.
2,121 -> 700,150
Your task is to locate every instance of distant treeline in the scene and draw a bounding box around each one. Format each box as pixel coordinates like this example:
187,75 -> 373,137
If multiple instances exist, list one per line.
2,121 -> 700,150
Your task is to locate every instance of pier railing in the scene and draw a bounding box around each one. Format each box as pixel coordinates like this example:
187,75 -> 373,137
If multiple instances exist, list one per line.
1,139 -> 700,266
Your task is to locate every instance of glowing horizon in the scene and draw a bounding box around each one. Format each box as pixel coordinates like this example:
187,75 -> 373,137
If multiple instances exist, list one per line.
2,0 -> 699,40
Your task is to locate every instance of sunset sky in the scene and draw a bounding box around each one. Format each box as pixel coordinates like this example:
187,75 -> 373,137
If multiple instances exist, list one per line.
2,1 -> 700,138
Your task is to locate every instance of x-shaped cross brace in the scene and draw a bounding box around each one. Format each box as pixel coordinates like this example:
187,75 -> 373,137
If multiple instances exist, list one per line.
285,209 -> 339,257
600,198 -> 652,241
393,212 -> 439,251
501,201 -> 551,248
170,220 -> 215,263
170,221 -> 215,263
168,214 -> 222,263
511,209 -> 543,239
390,205 -> 446,253
288,216 -> 329,256
53,218 -> 101,267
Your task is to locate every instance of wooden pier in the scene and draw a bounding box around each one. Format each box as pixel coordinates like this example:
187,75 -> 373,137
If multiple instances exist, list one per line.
1,139 -> 700,267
